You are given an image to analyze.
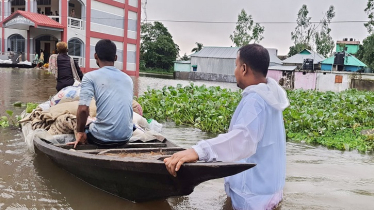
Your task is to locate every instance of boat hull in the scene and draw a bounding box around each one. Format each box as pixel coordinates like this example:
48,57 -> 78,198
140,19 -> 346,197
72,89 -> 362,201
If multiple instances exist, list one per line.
34,138 -> 255,202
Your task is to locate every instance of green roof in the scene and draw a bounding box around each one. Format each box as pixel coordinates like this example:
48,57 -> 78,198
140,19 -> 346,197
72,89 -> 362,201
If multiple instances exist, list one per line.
321,55 -> 367,67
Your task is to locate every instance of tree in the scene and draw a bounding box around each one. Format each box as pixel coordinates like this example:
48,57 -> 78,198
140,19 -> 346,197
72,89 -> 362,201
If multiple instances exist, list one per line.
356,34 -> 374,70
288,43 -> 312,57
140,21 -> 180,70
364,0 -> 374,34
230,9 -> 265,47
191,42 -> 203,53
180,53 -> 190,61
289,5 -> 335,57
315,6 -> 335,57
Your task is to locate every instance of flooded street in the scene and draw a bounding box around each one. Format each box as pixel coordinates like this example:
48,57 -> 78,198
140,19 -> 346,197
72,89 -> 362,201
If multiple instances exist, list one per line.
1,68 -> 374,210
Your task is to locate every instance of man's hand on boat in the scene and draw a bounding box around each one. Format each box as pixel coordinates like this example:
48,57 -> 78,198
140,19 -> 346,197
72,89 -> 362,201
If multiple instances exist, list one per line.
67,132 -> 88,148
164,149 -> 199,177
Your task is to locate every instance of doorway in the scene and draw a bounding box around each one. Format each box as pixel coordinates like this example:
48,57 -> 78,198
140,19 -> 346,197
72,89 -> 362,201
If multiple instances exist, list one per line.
35,35 -> 58,64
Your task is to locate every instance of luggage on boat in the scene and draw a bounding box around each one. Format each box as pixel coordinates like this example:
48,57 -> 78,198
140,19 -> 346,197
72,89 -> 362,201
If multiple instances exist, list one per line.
50,83 -> 81,106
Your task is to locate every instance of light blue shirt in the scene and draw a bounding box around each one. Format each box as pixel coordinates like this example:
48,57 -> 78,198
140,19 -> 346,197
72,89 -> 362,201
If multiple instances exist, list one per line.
79,66 -> 133,142
193,78 -> 289,210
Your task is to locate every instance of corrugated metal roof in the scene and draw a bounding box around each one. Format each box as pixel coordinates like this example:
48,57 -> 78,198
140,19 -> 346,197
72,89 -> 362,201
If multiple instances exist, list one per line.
282,49 -> 325,64
268,65 -> 297,71
321,54 -> 367,67
190,47 -> 282,64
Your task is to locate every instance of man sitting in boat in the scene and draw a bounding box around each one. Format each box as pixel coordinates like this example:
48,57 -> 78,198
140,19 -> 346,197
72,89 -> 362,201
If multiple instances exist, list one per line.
68,39 -> 133,148
164,44 -> 289,210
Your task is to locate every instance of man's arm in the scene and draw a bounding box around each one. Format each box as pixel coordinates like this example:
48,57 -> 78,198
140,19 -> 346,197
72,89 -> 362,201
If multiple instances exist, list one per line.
67,74 -> 94,148
164,98 -> 266,176
68,105 -> 89,148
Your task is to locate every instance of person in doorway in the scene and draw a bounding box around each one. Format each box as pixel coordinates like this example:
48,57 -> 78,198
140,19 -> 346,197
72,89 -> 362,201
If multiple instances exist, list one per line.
7,48 -> 14,60
55,11 -> 59,16
41,11 -> 44,15
33,51 -> 39,65
70,9 -> 75,18
17,52 -> 23,63
68,39 -> 133,148
49,42 -> 83,92
38,49 -> 44,67
164,44 -> 289,210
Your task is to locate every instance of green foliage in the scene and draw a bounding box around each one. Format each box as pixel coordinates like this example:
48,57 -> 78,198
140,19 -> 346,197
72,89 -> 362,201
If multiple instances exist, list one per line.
138,85 -> 374,152
284,89 -> 374,152
365,0 -> 374,34
315,6 -> 335,57
180,53 -> 190,61
356,34 -> 374,70
140,21 -> 180,70
191,42 -> 203,53
138,84 -> 241,133
26,103 -> 38,113
230,9 -> 264,47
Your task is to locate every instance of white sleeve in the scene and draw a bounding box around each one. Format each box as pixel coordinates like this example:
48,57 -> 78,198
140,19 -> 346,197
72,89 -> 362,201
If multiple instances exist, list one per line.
192,98 -> 265,162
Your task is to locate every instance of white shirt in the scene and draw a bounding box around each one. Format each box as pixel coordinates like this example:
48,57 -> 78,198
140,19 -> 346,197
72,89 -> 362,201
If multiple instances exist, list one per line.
192,78 -> 289,210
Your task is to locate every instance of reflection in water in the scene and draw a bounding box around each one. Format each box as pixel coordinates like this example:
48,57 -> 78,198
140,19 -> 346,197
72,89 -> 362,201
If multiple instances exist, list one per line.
1,68 -> 374,210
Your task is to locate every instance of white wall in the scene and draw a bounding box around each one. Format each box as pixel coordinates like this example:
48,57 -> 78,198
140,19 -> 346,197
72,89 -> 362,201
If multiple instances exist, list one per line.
316,72 -> 351,92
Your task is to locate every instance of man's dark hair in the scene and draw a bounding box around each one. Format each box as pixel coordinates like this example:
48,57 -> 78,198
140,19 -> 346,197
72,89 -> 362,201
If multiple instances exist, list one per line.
238,44 -> 270,77
95,39 -> 116,62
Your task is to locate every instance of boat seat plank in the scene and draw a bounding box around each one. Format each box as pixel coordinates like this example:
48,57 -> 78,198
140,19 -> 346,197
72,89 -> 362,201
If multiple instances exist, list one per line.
54,142 -> 168,150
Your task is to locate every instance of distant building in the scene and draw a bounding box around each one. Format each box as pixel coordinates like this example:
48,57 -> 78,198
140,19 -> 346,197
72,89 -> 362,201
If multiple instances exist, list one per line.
336,38 -> 360,55
0,0 -> 141,75
282,49 -> 325,70
174,61 -> 191,72
321,53 -> 367,72
189,47 -> 283,75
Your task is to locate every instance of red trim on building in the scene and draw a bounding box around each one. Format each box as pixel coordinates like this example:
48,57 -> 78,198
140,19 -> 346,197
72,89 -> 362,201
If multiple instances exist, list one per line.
85,0 -> 91,73
2,0 -> 4,52
128,5 -> 138,12
61,0 -> 68,41
27,0 -> 30,12
136,0 -> 141,76
91,31 -> 123,42
95,0 -> 125,8
27,30 -> 30,60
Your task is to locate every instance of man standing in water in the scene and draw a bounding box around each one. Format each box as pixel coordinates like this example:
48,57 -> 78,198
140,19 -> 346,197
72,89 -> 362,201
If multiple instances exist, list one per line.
164,44 -> 289,210
68,39 -> 133,148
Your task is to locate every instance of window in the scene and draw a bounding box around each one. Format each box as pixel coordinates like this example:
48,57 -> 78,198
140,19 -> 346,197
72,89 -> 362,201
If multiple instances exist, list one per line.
68,38 -> 83,57
11,0 -> 25,6
36,0 -> 51,6
8,34 -> 25,53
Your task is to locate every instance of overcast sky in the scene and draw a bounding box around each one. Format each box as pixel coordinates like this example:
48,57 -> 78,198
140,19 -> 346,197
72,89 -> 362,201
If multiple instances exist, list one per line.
142,0 -> 369,56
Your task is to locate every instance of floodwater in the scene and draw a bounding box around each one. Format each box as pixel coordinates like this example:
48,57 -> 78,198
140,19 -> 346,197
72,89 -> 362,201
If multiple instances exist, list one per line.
0,68 -> 373,210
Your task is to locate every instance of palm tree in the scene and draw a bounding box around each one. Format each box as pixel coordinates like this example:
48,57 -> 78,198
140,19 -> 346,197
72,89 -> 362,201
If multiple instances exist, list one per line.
191,42 -> 203,53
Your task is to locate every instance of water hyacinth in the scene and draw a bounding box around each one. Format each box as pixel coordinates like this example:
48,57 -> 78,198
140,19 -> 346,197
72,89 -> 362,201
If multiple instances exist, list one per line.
138,84 -> 374,152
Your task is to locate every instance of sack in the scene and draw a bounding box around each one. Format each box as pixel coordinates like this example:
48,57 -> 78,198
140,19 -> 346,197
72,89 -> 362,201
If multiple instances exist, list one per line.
133,112 -> 148,129
50,85 -> 81,106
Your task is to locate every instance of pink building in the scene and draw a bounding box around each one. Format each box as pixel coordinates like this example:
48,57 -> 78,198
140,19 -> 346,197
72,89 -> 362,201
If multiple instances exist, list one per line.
0,0 -> 141,75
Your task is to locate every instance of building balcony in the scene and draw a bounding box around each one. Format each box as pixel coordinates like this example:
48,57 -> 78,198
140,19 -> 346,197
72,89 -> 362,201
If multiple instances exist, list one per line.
68,17 -> 84,30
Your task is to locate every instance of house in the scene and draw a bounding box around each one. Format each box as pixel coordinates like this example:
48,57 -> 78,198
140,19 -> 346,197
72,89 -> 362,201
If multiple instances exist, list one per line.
0,0 -> 141,75
189,47 -> 283,75
282,49 -> 325,70
174,60 -> 191,72
321,53 -> 367,72
336,38 -> 360,55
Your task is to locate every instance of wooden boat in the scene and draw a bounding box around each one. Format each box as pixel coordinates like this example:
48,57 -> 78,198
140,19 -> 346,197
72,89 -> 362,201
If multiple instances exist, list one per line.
33,138 -> 256,202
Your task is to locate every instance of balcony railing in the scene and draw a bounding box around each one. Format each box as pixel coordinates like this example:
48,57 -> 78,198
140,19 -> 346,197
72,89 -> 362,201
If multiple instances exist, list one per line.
68,17 -> 84,30
71,56 -> 84,67
48,15 -> 60,23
